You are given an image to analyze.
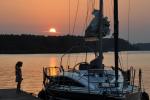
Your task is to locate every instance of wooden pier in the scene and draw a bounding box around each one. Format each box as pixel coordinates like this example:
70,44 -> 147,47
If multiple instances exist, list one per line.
0,88 -> 41,100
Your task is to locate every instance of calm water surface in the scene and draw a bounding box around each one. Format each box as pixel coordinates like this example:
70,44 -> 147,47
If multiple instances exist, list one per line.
0,51 -> 150,94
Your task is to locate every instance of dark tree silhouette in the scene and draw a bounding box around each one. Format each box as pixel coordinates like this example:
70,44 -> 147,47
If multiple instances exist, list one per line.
0,34 -> 137,54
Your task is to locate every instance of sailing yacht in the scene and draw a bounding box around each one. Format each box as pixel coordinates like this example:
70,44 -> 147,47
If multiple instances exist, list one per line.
38,0 -> 149,100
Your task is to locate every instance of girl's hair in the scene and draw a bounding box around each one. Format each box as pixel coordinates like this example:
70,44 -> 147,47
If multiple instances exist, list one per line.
16,61 -> 23,67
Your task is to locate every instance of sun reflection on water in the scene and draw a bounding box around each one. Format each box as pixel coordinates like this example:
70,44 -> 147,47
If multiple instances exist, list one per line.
48,57 -> 59,76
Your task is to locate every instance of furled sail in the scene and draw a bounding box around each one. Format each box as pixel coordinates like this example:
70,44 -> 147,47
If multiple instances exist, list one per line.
85,9 -> 110,41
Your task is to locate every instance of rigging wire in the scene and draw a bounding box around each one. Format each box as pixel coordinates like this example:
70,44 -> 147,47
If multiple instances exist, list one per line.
105,0 -> 108,18
67,54 -> 70,69
119,52 -> 123,69
81,0 -> 90,35
127,0 -> 131,69
92,0 -> 95,11
81,0 -> 95,35
107,0 -> 111,22
69,0 -> 70,34
72,0 -> 80,34
108,0 -> 113,33
74,54 -> 79,66
110,0 -> 114,38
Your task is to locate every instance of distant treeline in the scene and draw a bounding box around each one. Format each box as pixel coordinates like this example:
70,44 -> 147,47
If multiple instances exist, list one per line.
0,34 -> 138,54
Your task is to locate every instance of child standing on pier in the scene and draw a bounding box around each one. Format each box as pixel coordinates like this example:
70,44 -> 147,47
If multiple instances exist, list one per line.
15,61 -> 23,93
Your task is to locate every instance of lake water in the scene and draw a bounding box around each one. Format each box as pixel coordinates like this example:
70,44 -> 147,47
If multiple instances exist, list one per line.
0,51 -> 150,95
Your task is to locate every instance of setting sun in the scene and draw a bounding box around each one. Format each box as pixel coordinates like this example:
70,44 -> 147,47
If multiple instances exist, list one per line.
49,28 -> 56,33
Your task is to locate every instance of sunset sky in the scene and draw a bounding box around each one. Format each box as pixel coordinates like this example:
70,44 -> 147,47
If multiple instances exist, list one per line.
0,0 -> 150,43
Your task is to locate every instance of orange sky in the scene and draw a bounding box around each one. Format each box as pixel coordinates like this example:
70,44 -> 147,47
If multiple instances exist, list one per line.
0,0 -> 150,43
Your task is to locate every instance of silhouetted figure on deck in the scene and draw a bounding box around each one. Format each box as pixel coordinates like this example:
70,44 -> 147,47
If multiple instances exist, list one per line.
90,56 -> 104,69
15,61 -> 23,93
90,56 -> 104,77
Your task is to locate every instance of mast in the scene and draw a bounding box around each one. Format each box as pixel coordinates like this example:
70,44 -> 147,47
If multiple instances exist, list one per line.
114,0 -> 119,86
99,0 -> 103,68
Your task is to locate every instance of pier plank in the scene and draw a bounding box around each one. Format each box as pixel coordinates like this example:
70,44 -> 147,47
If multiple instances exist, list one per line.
0,89 -> 41,100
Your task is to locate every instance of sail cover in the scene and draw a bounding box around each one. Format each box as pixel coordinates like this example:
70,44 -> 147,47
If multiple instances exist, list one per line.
85,9 -> 110,41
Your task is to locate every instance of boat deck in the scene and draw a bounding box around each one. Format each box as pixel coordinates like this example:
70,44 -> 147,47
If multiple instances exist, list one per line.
0,88 -> 41,100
